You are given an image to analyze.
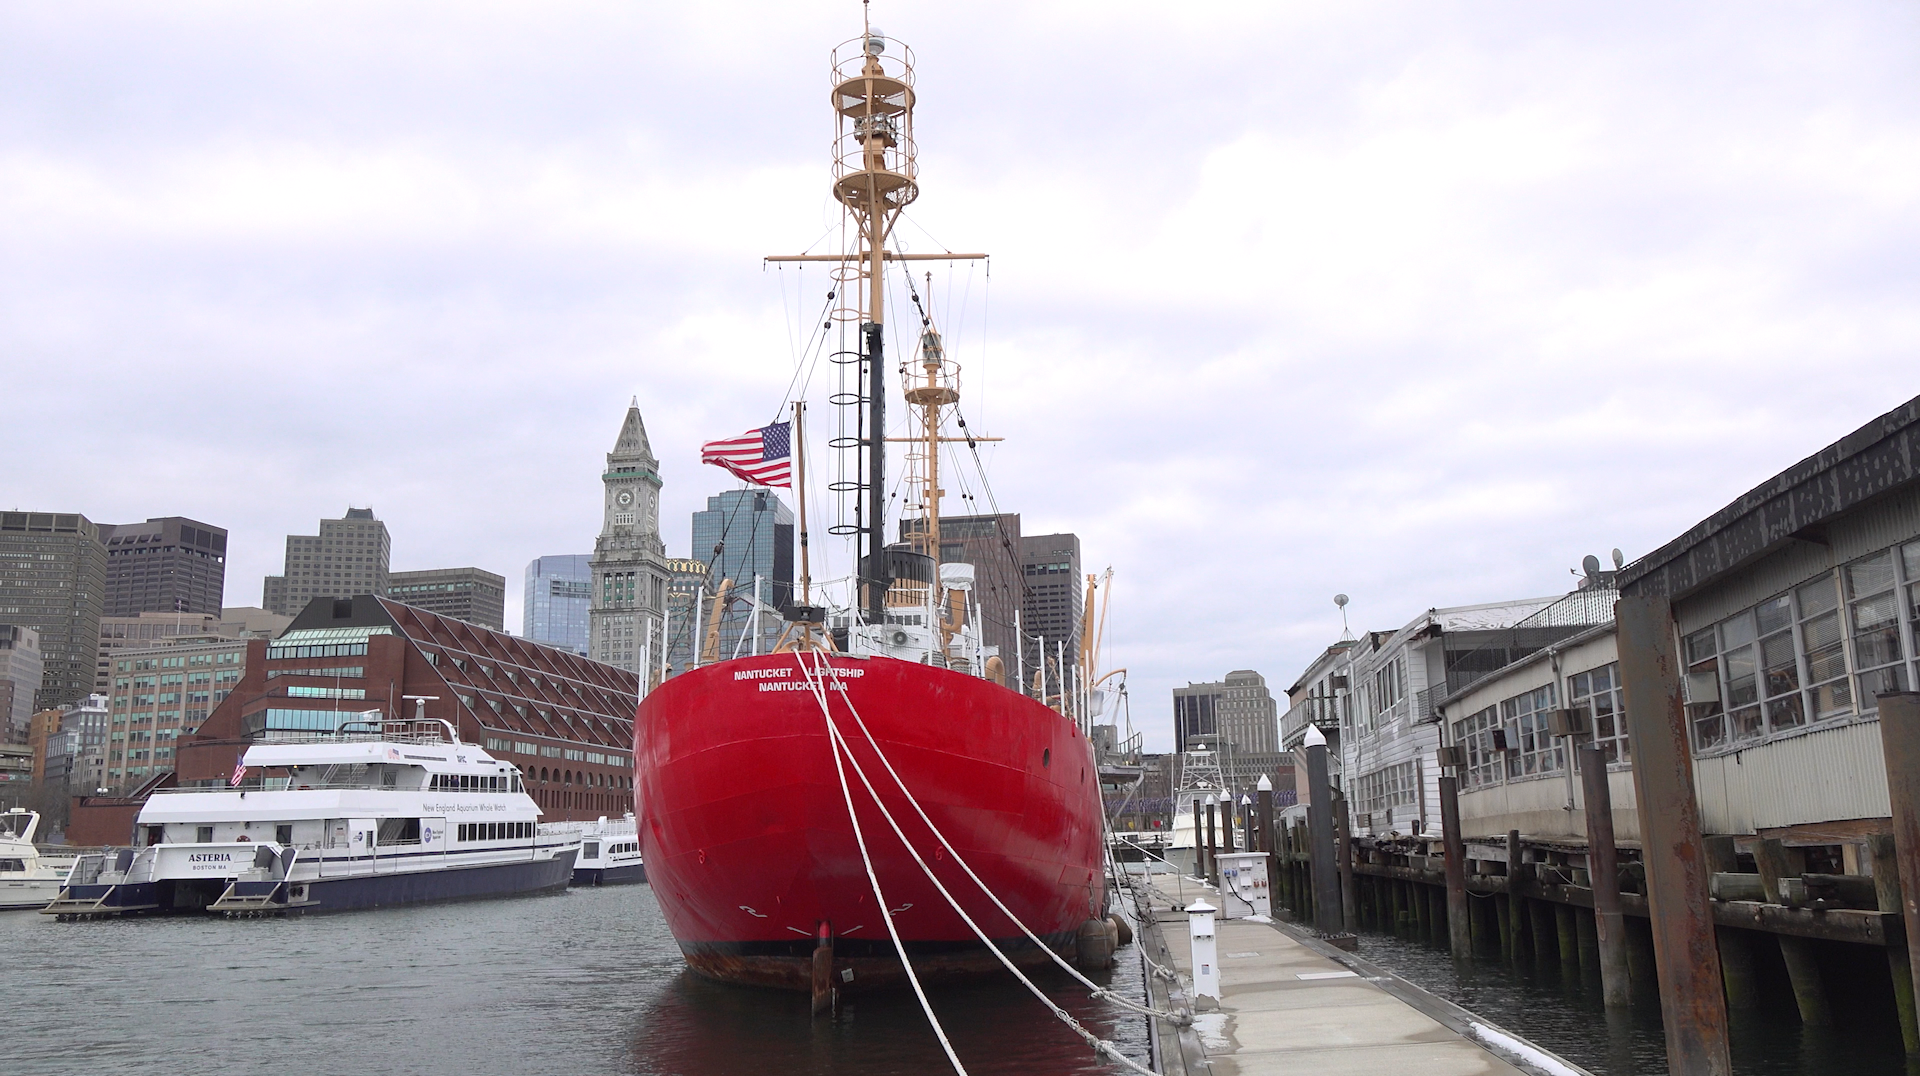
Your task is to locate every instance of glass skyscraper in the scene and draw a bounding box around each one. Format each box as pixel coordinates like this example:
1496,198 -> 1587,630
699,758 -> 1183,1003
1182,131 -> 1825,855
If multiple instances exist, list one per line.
524,555 -> 592,656
688,490 -> 794,660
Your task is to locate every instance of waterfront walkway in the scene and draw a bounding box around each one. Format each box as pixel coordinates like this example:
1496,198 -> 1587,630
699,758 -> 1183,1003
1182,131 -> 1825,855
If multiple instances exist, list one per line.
1134,872 -> 1574,1076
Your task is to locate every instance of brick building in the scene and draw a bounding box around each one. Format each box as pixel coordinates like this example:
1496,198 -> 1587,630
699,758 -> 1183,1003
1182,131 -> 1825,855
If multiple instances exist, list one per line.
174,595 -> 638,825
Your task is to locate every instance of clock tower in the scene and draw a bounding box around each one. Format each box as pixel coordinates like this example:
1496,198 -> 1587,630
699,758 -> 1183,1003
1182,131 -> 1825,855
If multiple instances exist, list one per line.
588,400 -> 670,683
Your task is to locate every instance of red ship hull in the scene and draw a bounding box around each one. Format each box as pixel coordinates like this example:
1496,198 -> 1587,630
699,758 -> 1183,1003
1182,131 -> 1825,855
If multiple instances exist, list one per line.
634,652 -> 1107,992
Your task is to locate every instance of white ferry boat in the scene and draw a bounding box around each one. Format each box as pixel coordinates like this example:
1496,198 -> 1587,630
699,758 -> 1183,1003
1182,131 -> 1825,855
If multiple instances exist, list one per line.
43,717 -> 579,918
0,809 -> 72,911
565,814 -> 646,886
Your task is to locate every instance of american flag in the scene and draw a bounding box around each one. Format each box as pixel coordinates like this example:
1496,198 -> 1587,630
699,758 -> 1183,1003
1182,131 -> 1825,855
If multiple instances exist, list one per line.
230,761 -> 247,787
700,421 -> 792,488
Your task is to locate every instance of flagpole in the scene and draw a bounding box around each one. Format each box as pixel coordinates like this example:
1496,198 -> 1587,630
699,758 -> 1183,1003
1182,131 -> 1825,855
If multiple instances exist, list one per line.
794,401 -> 810,606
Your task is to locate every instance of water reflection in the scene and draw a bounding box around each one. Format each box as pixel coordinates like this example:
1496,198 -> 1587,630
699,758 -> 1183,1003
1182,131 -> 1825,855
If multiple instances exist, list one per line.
627,935 -> 1150,1075
1353,924 -> 1912,1076
1,883 -> 1148,1076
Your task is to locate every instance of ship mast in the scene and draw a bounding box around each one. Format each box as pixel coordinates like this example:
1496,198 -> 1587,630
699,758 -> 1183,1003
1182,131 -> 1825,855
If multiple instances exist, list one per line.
766,22 -> 987,630
835,23 -> 916,625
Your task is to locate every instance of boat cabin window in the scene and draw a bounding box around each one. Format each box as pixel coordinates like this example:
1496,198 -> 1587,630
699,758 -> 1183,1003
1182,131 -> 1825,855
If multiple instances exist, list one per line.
0,858 -> 24,872
456,821 -> 531,842
584,842 -> 600,858
276,824 -> 294,845
376,818 -> 421,844
197,825 -> 214,843
145,825 -> 164,846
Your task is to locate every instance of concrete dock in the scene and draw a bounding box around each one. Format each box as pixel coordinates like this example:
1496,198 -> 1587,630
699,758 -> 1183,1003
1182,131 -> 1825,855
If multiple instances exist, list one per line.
1131,871 -> 1586,1076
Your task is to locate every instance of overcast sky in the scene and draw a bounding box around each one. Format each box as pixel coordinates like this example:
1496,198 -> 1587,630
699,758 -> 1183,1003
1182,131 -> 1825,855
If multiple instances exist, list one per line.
5,2 -> 1918,750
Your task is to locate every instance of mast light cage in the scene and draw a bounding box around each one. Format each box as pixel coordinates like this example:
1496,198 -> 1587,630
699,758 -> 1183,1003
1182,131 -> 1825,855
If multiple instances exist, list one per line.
830,35 -> 919,215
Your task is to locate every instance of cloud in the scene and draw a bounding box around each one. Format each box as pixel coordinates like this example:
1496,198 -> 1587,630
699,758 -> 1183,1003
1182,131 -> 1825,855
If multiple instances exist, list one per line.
4,2 -> 1919,751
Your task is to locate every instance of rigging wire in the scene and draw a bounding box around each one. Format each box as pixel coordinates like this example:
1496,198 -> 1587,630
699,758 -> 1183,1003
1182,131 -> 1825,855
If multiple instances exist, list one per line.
808,656 -> 1179,1024
797,654 -> 1162,1074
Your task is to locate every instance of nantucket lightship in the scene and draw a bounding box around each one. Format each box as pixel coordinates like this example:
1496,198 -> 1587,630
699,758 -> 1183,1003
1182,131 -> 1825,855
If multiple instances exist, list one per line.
634,25 -> 1108,997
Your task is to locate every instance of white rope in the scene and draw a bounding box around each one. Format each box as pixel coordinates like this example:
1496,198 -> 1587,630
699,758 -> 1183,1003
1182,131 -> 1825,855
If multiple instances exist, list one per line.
797,652 -> 1157,1074
810,654 -> 1178,1021
803,654 -> 969,1075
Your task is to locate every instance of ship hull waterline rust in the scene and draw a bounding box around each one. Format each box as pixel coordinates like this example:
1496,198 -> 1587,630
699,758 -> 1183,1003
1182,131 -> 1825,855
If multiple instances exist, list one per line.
636,653 -> 1106,992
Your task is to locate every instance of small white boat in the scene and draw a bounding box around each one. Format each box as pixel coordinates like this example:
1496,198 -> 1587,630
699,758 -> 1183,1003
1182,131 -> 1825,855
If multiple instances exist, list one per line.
561,815 -> 646,886
43,715 -> 580,919
0,809 -> 69,911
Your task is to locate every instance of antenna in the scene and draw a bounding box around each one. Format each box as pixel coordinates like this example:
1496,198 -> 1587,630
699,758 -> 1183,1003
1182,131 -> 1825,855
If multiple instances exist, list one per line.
1334,593 -> 1352,641
1582,554 -> 1603,588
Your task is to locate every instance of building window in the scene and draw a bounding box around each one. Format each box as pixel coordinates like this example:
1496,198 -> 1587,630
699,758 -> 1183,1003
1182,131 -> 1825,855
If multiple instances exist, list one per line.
1452,705 -> 1502,789
1568,663 -> 1628,764
1847,550 -> 1907,704
1797,574 -> 1852,721
1501,684 -> 1560,778
1685,627 -> 1725,749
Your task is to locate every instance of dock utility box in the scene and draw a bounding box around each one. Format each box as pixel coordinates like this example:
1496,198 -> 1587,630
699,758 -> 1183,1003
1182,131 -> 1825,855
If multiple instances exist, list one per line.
1216,851 -> 1271,919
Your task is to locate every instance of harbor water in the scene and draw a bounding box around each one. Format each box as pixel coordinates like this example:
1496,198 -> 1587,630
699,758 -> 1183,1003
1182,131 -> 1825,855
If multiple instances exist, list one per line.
1,885 -> 1149,1076
1352,922 -> 1914,1076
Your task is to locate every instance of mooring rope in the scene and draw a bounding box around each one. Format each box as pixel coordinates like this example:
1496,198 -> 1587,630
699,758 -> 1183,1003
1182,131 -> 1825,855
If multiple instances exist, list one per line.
809,654 -> 1181,1022
797,652 -> 1158,1074
802,653 -> 970,1076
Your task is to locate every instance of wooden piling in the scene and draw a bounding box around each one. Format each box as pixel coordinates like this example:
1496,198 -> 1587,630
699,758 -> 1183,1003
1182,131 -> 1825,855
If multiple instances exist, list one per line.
1626,916 -> 1659,993
1616,591 -> 1732,1076
1439,775 -> 1472,960
1582,743 -> 1632,1006
1715,927 -> 1763,1011
1879,691 -> 1920,1052
1334,793 -> 1356,930
1555,902 -> 1580,967
1306,739 -> 1343,935
1205,801 -> 1218,887
1577,908 -> 1600,977
1496,894 -> 1513,961
1870,833 -> 1920,1054
1507,830 -> 1529,965
1530,897 -> 1558,964
1755,836 -> 1831,1026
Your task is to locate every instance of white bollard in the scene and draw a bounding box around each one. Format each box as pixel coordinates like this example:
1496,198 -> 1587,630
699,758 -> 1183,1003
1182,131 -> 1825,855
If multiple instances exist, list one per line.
1187,899 -> 1219,1002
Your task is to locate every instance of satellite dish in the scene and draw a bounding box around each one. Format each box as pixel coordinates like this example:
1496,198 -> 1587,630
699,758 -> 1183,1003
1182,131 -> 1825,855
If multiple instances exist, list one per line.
1582,554 -> 1601,574
1333,594 -> 1349,609
1611,548 -> 1625,570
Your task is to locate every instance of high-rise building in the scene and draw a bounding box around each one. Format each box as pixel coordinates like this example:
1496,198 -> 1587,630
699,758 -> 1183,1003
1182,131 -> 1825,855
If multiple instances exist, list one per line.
93,607 -> 291,692
662,558 -> 709,674
524,555 -> 593,656
387,568 -> 506,631
690,489 -> 794,660
1,625 -> 43,741
1173,670 -> 1284,787
588,403 -> 671,679
1019,532 -> 1082,690
902,512 -> 1022,672
51,693 -> 111,793
261,508 -> 392,616
102,636 -> 249,791
0,512 -> 108,712
100,517 -> 228,617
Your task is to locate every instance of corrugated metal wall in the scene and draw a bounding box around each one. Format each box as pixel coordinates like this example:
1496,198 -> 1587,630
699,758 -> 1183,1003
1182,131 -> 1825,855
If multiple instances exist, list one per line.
1693,718 -> 1891,833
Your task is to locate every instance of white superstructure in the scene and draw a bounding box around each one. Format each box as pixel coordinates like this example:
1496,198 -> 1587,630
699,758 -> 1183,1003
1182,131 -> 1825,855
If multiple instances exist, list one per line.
45,717 -> 580,918
0,810 -> 71,911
